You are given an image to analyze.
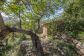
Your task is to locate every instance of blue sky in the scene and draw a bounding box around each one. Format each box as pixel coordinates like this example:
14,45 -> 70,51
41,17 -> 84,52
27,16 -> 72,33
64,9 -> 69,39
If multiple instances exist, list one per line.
43,7 -> 64,20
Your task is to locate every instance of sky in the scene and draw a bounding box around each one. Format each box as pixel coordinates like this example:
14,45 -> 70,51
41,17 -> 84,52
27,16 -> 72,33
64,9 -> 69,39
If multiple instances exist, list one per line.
43,7 -> 64,20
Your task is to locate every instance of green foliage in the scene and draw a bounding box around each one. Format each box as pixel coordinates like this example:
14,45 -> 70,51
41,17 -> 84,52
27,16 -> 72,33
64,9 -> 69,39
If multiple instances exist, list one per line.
0,0 -> 84,56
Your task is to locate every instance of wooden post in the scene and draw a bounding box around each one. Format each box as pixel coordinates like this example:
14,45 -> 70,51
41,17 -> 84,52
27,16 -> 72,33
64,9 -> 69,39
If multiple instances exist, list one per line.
41,24 -> 48,38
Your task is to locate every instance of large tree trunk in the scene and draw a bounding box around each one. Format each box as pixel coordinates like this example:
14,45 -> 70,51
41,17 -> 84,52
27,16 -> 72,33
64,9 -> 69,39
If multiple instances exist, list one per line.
0,27 -> 45,56
0,12 -> 45,56
0,26 -> 45,56
11,27 -> 45,56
